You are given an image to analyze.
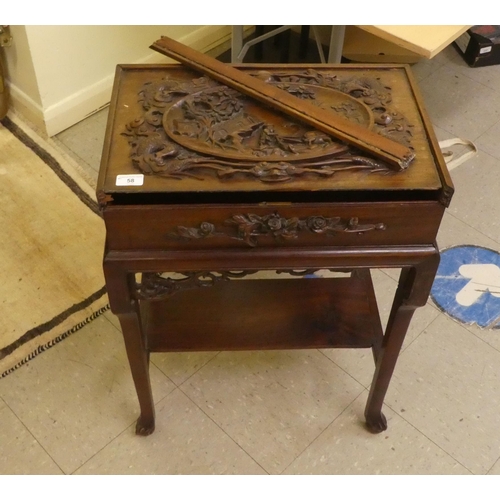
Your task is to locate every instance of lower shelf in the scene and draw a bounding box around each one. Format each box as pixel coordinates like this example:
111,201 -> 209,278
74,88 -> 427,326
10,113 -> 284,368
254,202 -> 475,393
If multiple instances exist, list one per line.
141,269 -> 383,352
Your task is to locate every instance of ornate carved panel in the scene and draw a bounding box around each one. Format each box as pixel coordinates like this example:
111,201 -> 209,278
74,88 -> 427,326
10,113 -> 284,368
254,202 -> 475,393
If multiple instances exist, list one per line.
170,211 -> 386,247
135,269 -> 351,300
136,271 -> 256,300
123,70 -> 414,184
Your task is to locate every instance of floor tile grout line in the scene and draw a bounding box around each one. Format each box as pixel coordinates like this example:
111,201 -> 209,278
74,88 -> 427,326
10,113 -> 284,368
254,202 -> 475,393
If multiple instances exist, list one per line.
444,57 -> 500,95
70,418 -> 139,475
105,336 -> 377,474
486,455 -> 500,475
317,313 -> 441,403
101,313 -> 184,396
431,117 -> 500,160
430,58 -> 500,100
413,46 -> 464,86
442,212 -> 500,249
411,53 -> 451,86
151,380 -> 179,408
170,349 -> 366,474
410,68 -> 434,87
151,351 -> 222,389
317,348 -> 371,390
0,401 -> 66,475
382,306 -> 500,473
72,382 -> 246,475
1,312 -> 173,475
62,326 -> 495,476
379,268 -> 399,283
384,310 -> 500,474
464,143 -> 500,166
101,312 -> 208,391
102,314 -> 122,332
279,390 -> 368,475
421,64 -> 500,140
177,384 -> 270,474
445,312 -> 500,358
474,116 -> 500,150
381,399 -> 476,475
178,377 -> 365,475
316,303 -> 442,390
397,313 -> 442,356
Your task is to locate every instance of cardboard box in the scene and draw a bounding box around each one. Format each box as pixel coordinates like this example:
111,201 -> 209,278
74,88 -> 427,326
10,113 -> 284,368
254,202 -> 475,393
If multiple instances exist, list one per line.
454,26 -> 500,67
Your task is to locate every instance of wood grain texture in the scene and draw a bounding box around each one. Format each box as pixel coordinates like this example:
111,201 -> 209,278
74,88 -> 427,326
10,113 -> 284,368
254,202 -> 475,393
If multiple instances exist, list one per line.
150,36 -> 415,171
103,201 -> 444,251
97,64 -> 444,197
142,271 -> 383,351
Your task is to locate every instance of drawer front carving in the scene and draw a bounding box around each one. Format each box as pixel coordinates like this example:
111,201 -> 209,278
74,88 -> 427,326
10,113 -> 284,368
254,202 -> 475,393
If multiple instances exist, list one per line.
103,201 -> 444,251
171,213 -> 386,248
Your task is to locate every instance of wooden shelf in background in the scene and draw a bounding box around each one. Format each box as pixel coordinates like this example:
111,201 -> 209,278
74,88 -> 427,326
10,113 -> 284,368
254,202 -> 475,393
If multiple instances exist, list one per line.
344,25 -> 471,63
358,25 -> 471,59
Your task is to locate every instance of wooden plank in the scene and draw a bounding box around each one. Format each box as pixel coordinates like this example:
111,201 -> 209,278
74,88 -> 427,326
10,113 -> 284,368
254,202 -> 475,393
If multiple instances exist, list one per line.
150,36 -> 415,171
357,25 -> 471,59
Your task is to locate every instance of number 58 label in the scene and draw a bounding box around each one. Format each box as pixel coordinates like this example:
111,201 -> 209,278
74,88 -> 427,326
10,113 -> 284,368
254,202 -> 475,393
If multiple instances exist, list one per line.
116,174 -> 144,186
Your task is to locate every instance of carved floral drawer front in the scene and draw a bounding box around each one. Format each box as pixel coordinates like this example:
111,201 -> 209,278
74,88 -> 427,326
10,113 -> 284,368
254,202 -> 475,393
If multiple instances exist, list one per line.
103,201 -> 444,251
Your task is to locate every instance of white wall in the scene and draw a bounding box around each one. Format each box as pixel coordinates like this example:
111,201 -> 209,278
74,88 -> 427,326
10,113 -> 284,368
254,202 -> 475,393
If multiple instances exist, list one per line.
3,26 -> 44,126
4,25 -> 232,136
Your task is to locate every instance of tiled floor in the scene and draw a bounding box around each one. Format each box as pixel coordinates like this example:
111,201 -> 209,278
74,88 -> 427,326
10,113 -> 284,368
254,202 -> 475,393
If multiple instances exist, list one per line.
2,43 -> 500,475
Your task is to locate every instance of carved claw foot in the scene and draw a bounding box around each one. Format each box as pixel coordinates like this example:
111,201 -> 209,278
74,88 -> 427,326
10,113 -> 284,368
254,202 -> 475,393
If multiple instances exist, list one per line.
365,411 -> 388,434
135,415 -> 155,436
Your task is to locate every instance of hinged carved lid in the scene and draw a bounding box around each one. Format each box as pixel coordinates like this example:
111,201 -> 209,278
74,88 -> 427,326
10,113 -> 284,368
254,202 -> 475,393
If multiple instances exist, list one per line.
97,64 -> 453,206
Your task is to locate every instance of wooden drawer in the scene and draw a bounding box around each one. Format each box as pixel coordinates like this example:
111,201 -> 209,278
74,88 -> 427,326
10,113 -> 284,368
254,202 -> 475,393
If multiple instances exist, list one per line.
103,201 -> 445,251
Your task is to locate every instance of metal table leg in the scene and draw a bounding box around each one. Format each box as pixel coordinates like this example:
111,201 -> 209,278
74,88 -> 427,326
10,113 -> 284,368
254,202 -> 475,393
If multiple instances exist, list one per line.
327,25 -> 346,63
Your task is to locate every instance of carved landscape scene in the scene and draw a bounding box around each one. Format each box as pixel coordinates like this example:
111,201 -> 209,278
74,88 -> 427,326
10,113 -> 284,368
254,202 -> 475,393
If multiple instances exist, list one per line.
123,69 -> 414,183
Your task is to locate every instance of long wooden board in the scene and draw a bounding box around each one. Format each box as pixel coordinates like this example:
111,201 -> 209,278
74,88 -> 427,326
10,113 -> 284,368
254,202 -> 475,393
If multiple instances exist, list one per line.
151,36 -> 415,171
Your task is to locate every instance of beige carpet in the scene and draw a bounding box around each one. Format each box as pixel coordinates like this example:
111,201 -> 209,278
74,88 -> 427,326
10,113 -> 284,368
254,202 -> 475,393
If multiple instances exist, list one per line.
0,114 -> 108,377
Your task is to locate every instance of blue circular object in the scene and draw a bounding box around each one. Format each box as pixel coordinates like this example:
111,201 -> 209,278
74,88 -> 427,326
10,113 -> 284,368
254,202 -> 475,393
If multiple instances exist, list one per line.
431,245 -> 500,329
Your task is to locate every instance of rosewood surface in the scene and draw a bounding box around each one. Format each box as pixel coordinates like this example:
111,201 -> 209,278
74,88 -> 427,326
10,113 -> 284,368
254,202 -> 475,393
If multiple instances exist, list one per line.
142,270 -> 383,352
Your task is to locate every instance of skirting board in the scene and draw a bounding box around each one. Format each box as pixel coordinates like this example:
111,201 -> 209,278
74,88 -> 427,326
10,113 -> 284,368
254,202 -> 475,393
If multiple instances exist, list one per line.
9,25 -> 242,137
7,85 -> 47,136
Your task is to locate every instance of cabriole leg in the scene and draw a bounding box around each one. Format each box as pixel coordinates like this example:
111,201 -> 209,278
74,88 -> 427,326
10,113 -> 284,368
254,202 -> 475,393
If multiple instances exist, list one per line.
365,252 -> 440,433
117,310 -> 155,436
104,264 -> 155,436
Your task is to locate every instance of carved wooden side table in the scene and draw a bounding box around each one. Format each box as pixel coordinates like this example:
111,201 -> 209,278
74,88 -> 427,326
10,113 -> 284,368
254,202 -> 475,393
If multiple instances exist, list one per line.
97,62 -> 453,436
